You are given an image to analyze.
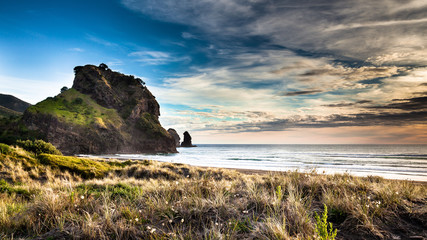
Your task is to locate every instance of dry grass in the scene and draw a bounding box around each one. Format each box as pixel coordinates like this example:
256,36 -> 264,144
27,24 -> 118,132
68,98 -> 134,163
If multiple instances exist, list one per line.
0,146 -> 426,239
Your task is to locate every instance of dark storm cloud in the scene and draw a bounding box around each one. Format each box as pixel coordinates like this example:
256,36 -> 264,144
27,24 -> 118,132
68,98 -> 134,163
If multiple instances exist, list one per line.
323,100 -> 373,107
283,90 -> 323,96
209,110 -> 427,133
369,96 -> 427,110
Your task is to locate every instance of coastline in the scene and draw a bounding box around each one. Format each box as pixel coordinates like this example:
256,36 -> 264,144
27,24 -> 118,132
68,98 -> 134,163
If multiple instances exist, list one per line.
193,165 -> 427,185
97,143 -> 427,183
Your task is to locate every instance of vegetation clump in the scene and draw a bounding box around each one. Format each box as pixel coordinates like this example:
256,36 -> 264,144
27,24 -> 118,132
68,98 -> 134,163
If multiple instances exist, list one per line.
314,204 -> 337,240
137,112 -> 169,138
16,139 -> 62,155
37,154 -> 110,179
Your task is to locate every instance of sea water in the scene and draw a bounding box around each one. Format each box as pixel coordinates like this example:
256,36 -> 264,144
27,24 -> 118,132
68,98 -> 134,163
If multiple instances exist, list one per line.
93,144 -> 427,182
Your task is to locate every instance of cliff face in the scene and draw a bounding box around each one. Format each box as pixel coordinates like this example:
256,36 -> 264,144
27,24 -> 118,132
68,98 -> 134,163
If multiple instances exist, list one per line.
21,64 -> 176,155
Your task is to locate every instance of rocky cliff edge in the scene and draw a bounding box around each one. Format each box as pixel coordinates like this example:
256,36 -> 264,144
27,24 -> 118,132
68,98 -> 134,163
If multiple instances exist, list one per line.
22,64 -> 176,155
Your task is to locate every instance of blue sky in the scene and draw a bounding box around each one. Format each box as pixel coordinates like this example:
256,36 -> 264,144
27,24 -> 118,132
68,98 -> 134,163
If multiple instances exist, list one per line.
1,0 -> 426,143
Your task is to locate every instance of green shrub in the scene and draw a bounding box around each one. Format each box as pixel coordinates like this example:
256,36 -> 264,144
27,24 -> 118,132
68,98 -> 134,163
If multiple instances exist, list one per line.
37,154 -> 110,179
16,139 -> 62,155
72,97 -> 83,105
0,143 -> 11,155
0,179 -> 32,198
314,204 -> 337,240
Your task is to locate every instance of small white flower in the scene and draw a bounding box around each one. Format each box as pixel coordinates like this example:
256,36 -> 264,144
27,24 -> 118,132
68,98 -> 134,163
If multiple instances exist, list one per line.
169,219 -> 173,223
147,226 -> 151,230
367,196 -> 370,200
80,195 -> 84,200
215,222 -> 219,226
135,218 -> 139,222
150,228 -> 156,233
181,218 -> 184,223
162,223 -> 165,226
186,175 -> 190,178
242,210 -> 249,214
139,210 -> 142,213
395,191 -> 399,194
175,181 -> 179,185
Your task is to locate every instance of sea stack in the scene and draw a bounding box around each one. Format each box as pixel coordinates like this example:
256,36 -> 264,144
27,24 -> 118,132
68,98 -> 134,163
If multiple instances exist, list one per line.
20,64 -> 177,155
167,128 -> 180,147
181,131 -> 196,147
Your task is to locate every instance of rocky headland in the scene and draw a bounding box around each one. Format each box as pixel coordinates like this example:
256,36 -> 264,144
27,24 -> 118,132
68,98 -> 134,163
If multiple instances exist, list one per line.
20,64 -> 177,155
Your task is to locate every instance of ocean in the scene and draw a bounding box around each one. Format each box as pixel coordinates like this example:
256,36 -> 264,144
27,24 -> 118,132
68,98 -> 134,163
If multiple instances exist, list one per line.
93,144 -> 427,182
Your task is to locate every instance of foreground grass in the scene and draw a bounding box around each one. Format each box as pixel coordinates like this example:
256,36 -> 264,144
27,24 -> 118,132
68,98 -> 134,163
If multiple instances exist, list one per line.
0,145 -> 426,239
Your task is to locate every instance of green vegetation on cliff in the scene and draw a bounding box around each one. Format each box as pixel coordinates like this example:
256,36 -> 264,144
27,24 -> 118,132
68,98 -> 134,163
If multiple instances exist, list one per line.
26,88 -> 123,129
137,112 -> 169,138
0,105 -> 21,119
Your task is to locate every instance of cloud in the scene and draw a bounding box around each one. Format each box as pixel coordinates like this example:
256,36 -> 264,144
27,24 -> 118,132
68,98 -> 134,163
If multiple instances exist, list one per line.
68,48 -> 84,52
122,0 -> 427,66
86,34 -> 118,47
283,90 -> 322,96
322,100 -> 373,108
181,32 -> 197,39
200,110 -> 427,133
369,96 -> 427,111
128,50 -> 190,65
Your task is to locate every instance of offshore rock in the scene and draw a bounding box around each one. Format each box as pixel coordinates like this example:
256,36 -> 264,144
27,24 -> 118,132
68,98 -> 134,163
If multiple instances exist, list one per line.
21,64 -> 176,155
181,131 -> 196,147
167,128 -> 180,147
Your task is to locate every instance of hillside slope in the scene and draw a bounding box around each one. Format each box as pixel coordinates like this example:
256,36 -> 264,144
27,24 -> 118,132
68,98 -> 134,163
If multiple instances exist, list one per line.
0,93 -> 31,112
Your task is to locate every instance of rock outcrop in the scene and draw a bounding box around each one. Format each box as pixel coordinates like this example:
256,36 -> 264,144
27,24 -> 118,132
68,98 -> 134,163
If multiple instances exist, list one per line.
181,131 -> 196,147
167,128 -> 180,147
20,64 -> 177,155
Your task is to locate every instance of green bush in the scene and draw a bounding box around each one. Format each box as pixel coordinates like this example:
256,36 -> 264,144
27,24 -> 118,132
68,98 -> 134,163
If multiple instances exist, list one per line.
16,139 -> 62,156
0,143 -> 11,155
37,154 -> 110,179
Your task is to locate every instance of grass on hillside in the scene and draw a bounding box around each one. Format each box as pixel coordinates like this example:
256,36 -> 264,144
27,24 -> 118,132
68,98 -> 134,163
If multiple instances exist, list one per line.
0,143 -> 426,239
26,89 -> 123,128
0,105 -> 21,119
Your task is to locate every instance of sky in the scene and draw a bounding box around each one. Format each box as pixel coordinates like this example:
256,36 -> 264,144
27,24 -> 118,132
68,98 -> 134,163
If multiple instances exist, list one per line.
1,0 -> 426,144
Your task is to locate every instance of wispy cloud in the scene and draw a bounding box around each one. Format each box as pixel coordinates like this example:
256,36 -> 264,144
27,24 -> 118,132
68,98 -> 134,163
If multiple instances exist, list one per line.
86,34 -> 118,47
129,50 -> 190,65
68,47 -> 84,52
181,32 -> 197,39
